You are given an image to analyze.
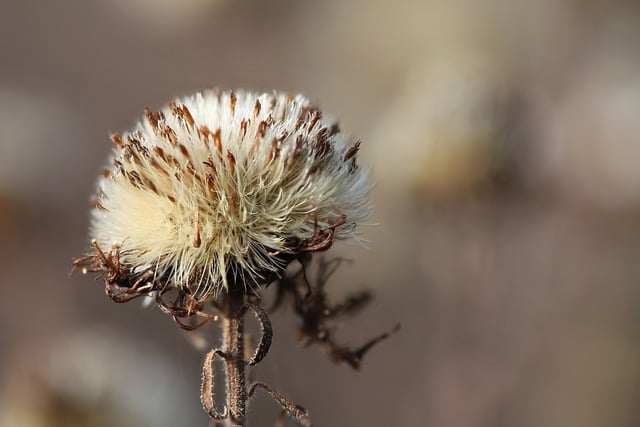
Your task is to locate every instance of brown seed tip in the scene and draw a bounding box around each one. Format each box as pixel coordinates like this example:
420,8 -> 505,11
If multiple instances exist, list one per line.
227,151 -> 236,176
308,111 -> 321,131
110,133 -> 124,148
193,211 -> 202,248
169,102 -> 196,130
144,108 -> 163,134
344,141 -> 361,161
213,129 -> 222,154
230,91 -> 237,114
199,125 -> 212,147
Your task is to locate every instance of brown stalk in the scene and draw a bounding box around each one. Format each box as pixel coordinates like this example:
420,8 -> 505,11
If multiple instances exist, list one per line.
201,289 -> 310,427
222,289 -> 248,425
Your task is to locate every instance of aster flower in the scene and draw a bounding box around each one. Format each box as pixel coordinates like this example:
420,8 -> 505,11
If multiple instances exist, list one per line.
73,89 -> 388,427
77,89 -> 371,304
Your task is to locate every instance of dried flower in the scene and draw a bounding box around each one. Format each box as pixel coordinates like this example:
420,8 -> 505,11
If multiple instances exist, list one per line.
73,89 -> 391,427
79,90 -> 371,302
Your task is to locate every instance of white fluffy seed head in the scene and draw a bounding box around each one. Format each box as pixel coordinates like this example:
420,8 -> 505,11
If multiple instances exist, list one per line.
89,89 -> 372,299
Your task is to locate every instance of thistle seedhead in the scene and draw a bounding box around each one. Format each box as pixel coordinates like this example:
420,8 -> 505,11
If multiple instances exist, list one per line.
78,90 -> 372,303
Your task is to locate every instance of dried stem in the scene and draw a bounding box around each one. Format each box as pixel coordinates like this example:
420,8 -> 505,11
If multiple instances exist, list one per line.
222,289 -> 248,425
74,245 -> 391,426
201,289 -> 310,427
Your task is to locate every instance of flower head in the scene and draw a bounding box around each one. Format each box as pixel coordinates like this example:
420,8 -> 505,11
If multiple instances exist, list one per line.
79,90 -> 371,302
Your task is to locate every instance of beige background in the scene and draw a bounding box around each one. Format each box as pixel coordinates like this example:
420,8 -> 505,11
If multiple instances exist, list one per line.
2,1 -> 640,426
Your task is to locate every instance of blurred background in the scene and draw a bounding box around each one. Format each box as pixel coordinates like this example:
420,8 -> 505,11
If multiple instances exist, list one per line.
2,0 -> 640,426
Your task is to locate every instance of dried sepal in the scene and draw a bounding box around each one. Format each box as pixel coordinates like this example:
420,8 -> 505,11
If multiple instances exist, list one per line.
154,287 -> 219,330
276,256 -> 399,370
249,382 -> 311,427
238,303 -> 273,366
72,240 -> 219,330
201,349 -> 228,420
72,240 -> 155,303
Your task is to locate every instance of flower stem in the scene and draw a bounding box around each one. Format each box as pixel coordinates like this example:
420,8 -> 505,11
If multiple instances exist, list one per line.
201,288 -> 310,426
222,289 -> 248,426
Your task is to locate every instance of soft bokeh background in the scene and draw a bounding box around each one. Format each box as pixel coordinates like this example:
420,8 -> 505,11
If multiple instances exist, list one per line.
2,1 -> 640,426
